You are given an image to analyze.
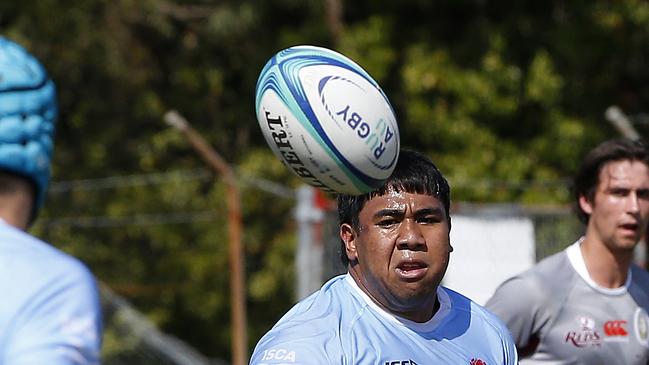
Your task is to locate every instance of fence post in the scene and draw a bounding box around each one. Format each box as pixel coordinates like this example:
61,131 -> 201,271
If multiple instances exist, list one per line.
164,110 -> 247,365
294,185 -> 325,300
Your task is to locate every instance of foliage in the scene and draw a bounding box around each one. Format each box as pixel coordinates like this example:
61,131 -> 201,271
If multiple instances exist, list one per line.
2,0 -> 649,361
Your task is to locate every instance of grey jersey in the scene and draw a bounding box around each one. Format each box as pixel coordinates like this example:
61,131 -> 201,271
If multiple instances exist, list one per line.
486,240 -> 649,365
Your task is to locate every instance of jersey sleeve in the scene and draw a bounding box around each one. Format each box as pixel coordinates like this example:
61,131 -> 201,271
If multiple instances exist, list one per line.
476,299 -> 520,365
250,331 -> 341,365
4,260 -> 102,365
485,274 -> 548,351
499,318 -> 519,365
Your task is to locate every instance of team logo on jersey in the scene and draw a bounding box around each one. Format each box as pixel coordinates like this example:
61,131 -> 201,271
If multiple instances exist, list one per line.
634,308 -> 649,347
602,320 -> 629,342
383,360 -> 418,365
565,316 -> 602,347
260,348 -> 296,362
603,320 -> 628,336
470,358 -> 487,365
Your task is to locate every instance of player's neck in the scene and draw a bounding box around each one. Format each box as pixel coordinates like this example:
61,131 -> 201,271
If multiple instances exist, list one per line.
0,192 -> 32,231
580,236 -> 633,289
348,269 -> 439,323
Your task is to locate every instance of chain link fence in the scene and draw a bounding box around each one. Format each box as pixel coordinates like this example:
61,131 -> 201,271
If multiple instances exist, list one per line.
101,285 -> 228,365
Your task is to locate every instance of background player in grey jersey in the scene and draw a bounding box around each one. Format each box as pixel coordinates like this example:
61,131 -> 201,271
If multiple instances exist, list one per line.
486,138 -> 649,364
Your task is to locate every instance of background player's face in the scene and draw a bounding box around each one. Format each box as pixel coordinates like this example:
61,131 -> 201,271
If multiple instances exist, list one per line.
341,188 -> 451,322
580,159 -> 649,253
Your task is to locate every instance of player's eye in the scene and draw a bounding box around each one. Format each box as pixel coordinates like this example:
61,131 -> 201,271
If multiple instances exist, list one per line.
417,215 -> 444,224
376,218 -> 399,227
610,188 -> 629,197
638,190 -> 649,200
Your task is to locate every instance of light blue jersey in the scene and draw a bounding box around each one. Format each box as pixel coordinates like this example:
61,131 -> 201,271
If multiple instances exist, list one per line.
251,274 -> 517,365
0,220 -> 102,364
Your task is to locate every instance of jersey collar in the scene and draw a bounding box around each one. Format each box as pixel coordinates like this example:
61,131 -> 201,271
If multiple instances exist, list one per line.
566,238 -> 631,296
344,273 -> 451,332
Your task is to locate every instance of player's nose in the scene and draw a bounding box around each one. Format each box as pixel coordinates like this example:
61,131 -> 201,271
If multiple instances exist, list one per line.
396,218 -> 425,250
627,192 -> 641,214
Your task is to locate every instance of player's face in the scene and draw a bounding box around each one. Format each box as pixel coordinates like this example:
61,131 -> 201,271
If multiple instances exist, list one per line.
580,160 -> 649,253
341,188 -> 451,322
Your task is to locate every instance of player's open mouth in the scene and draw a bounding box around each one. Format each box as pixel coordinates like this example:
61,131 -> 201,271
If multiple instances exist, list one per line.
620,223 -> 638,231
620,223 -> 638,233
395,262 -> 428,280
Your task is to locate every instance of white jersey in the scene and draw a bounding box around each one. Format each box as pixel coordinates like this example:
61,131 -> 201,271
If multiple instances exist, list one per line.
250,274 -> 517,365
486,240 -> 649,365
0,220 -> 102,364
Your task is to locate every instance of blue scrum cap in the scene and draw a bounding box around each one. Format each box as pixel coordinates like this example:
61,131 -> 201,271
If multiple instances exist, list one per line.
0,37 -> 57,214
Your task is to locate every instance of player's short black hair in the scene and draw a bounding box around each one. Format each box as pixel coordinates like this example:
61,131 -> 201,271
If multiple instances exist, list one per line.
337,149 -> 451,266
573,138 -> 649,224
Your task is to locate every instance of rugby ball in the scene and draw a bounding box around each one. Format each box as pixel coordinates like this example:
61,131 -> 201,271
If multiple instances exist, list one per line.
254,45 -> 400,195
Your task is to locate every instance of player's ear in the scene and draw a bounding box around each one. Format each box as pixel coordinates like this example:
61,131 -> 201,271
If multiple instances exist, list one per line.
340,223 -> 358,262
579,194 -> 594,215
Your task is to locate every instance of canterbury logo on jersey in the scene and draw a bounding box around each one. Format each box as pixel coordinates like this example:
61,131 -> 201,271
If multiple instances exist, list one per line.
604,320 -> 628,336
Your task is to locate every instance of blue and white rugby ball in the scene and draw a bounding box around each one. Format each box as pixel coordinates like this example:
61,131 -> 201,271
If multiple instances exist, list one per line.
255,45 -> 400,195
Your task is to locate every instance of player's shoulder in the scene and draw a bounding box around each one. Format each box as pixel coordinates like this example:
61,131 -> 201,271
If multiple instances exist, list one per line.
440,286 -> 517,359
250,336 -> 332,365
250,275 -> 355,364
485,248 -> 576,317
442,286 -> 509,330
262,275 -> 360,333
0,222 -> 101,355
0,221 -> 96,286
250,327 -> 338,365
526,248 -> 571,278
500,248 -> 573,293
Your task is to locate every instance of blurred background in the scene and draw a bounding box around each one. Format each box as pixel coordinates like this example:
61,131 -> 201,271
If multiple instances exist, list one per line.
2,0 -> 649,364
